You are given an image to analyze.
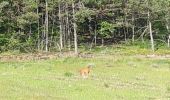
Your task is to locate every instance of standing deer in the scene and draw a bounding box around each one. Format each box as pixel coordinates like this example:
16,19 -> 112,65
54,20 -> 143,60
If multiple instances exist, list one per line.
79,64 -> 94,78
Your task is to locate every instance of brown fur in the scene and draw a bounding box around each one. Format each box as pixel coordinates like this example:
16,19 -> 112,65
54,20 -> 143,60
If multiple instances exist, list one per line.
79,66 -> 92,78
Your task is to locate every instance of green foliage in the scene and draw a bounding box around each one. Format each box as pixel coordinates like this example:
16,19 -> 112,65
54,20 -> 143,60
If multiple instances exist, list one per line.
7,37 -> 20,50
17,12 -> 39,28
23,0 -> 38,12
0,34 -> 8,46
167,87 -> 170,92
99,21 -> 116,38
0,1 -> 9,11
64,72 -> 74,77
0,1 -> 9,23
75,8 -> 96,23
19,38 -> 36,53
123,40 -> 151,49
0,34 -> 9,52
0,0 -> 170,53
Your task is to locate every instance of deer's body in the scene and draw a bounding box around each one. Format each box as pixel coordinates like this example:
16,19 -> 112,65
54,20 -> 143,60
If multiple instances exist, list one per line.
79,66 -> 91,78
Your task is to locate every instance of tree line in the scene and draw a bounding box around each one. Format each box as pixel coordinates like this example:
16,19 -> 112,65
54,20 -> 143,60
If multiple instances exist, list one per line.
0,0 -> 170,54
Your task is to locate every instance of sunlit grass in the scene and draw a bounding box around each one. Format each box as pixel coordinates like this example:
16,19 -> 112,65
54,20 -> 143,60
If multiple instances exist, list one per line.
0,50 -> 170,100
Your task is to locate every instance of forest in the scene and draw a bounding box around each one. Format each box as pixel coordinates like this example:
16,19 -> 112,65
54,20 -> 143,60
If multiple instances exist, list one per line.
0,0 -> 170,54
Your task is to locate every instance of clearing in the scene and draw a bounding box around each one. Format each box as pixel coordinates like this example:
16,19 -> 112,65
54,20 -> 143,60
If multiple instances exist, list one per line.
0,47 -> 170,100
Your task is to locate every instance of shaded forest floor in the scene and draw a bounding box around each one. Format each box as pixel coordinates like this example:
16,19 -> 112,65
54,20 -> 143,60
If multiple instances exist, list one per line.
0,46 -> 170,100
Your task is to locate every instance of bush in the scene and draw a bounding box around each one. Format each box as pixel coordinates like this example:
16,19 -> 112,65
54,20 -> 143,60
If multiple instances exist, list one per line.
64,72 -> 74,77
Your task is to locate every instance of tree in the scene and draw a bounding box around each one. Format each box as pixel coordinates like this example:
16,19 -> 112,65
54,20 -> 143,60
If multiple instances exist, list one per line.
99,21 -> 116,46
72,1 -> 78,54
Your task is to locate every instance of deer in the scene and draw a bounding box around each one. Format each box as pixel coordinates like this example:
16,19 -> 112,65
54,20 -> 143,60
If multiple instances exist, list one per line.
79,64 -> 94,78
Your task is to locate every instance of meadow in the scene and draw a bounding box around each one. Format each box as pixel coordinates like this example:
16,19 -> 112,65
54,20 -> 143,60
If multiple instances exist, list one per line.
0,46 -> 170,100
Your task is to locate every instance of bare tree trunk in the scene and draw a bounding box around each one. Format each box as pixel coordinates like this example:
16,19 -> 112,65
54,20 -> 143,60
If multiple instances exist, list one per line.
18,28 -> 21,35
66,3 -> 71,50
102,37 -> 104,46
7,18 -> 10,33
51,17 -> 54,47
67,25 -> 71,51
59,3 -> 63,50
132,12 -> 135,43
94,22 -> 97,46
50,0 -> 54,48
165,18 -> 170,47
123,1 -> 127,42
141,27 -> 148,43
29,24 -> 31,39
165,18 -> 169,32
63,18 -> 66,48
72,2 -> 78,55
41,14 -> 45,50
37,0 -> 40,51
37,18 -> 40,51
168,35 -> 170,47
45,0 -> 48,52
124,27 -> 127,41
148,9 -> 154,51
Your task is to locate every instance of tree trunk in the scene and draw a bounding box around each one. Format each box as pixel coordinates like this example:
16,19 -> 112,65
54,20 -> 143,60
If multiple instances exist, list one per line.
165,18 -> 170,32
29,24 -> 31,39
63,18 -> 66,48
101,37 -> 104,46
41,14 -> 45,50
132,12 -> 135,43
51,17 -> 54,47
37,0 -> 40,51
168,35 -> 170,48
94,22 -> 97,46
72,2 -> 78,55
165,18 -> 170,48
45,0 -> 48,52
123,1 -> 127,42
148,10 -> 154,51
59,3 -> 63,50
141,28 -> 148,43
66,3 -> 71,50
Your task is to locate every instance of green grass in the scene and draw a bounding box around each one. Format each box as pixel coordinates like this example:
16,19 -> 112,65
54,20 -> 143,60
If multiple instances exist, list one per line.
0,50 -> 170,100
79,44 -> 170,56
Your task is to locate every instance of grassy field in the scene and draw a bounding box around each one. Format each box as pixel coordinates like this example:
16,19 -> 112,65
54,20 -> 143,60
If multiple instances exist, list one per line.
0,47 -> 170,100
